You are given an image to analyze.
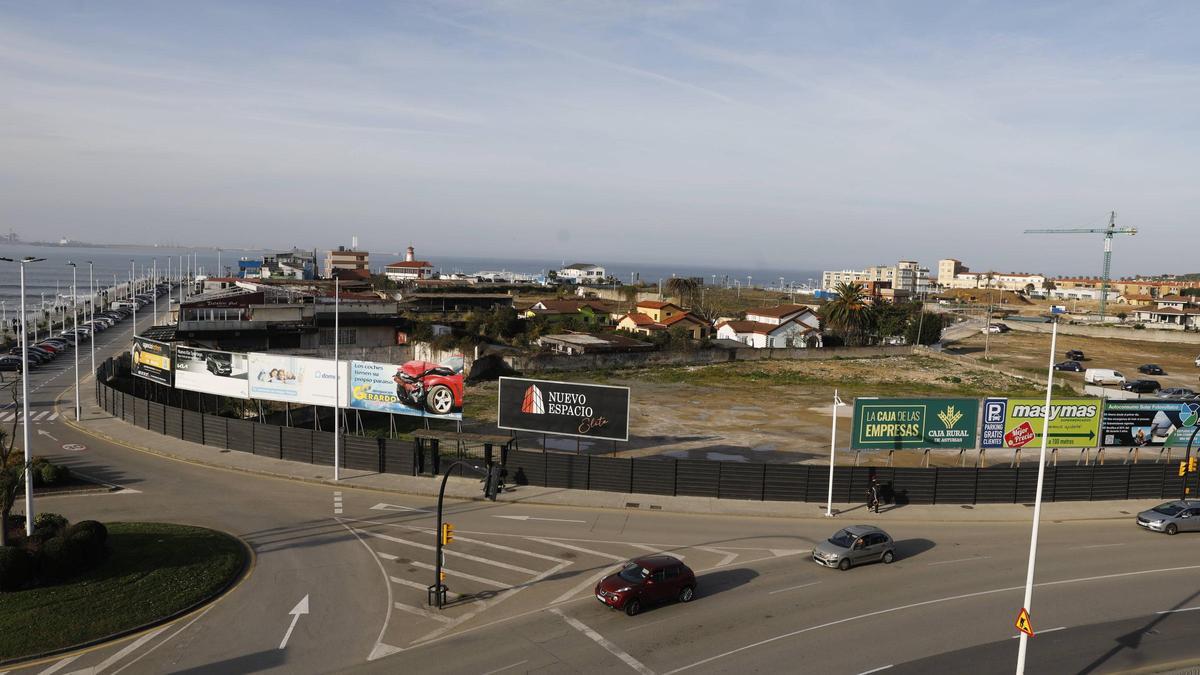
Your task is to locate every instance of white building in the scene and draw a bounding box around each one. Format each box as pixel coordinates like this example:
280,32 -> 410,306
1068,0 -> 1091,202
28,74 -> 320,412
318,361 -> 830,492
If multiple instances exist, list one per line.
385,246 -> 435,281
715,318 -> 820,348
822,261 -> 928,294
557,263 -> 606,282
744,304 -> 820,331
937,259 -> 1045,292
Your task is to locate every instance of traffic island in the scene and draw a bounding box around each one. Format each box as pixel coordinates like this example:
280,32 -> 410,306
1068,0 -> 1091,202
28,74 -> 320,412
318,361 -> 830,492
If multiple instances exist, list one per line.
0,522 -> 249,664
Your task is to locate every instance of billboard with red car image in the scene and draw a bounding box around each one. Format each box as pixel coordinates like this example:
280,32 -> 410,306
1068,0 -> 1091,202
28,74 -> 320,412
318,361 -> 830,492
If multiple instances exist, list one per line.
348,357 -> 464,419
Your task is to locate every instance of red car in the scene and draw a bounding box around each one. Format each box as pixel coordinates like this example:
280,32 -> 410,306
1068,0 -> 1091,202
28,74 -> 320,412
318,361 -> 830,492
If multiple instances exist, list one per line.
595,555 -> 696,616
392,360 -> 463,415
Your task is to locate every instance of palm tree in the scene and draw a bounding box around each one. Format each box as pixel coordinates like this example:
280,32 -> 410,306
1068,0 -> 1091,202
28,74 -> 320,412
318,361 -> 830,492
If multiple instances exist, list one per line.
822,282 -> 874,345
665,277 -> 699,307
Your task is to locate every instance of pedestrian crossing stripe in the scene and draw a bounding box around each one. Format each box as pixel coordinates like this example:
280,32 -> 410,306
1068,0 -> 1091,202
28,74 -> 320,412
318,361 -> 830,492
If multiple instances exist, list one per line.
1015,607 -> 1034,637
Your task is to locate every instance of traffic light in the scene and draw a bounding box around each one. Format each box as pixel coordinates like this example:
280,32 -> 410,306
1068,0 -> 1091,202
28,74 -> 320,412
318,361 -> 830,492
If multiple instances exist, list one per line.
1180,461 -> 1187,477
1190,457 -> 1198,473
484,464 -> 502,501
440,523 -> 454,546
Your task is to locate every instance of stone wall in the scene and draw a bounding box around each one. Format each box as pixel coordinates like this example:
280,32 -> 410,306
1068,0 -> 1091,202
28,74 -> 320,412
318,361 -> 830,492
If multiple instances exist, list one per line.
1006,321 -> 1200,345
505,344 -> 914,373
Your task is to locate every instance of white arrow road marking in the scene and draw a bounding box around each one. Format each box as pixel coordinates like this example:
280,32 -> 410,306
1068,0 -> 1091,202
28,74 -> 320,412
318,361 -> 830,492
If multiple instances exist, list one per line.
279,595 -> 310,650
371,503 -> 430,513
493,515 -> 586,523
37,429 -> 59,441
551,608 -> 655,675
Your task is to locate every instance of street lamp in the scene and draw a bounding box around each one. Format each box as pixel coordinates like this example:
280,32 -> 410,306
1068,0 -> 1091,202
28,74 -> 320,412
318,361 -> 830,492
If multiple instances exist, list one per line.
152,259 -> 157,326
67,262 -> 80,420
824,390 -> 847,517
334,278 -> 341,481
87,261 -> 95,410
0,256 -> 45,535
130,260 -> 137,335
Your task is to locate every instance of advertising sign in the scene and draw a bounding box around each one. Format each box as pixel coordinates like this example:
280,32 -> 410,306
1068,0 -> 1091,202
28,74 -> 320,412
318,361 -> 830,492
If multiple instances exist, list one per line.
348,358 -> 464,420
1101,400 -> 1200,448
850,398 -> 979,450
497,377 -> 630,441
980,398 -> 1102,449
131,337 -> 172,386
247,353 -> 348,407
174,346 -> 250,399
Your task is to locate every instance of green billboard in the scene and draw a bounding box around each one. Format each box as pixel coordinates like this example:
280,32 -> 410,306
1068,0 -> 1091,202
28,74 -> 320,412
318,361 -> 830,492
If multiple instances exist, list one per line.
851,398 -> 979,450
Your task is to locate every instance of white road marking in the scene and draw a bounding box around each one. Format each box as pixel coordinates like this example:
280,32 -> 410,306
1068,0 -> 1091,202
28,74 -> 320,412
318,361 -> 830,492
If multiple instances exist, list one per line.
110,606 -> 215,675
1156,606 -> 1200,614
409,561 -> 508,588
628,544 -> 684,559
378,552 -> 398,561
928,556 -> 992,566
337,518 -> 402,662
494,515 -> 586,523
394,601 -> 454,624
371,502 -> 430,513
482,660 -> 529,675
1077,543 -> 1125,549
48,412 -> 59,421
38,655 -> 80,675
697,547 -> 737,567
661,563 -> 1200,674
770,549 -> 810,557
359,529 -> 540,574
449,534 -> 566,563
390,575 -> 432,591
1010,626 -> 1066,638
551,608 -> 655,675
856,666 -> 893,675
551,569 -> 612,605
70,625 -> 168,674
527,537 -> 626,562
768,581 -> 821,595
279,595 -> 310,650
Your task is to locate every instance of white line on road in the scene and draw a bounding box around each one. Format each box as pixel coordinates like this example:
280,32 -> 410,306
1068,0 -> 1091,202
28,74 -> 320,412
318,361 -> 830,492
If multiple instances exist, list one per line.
361,530 -> 541,575
110,606 -> 214,675
1077,543 -> 1125,549
449,534 -> 566,563
697,547 -> 737,567
551,608 -> 655,675
482,660 -> 529,675
337,518 -> 401,662
856,666 -> 893,675
927,556 -> 992,566
371,502 -> 430,513
494,515 -> 586,523
70,625 -> 168,674
1011,626 -> 1066,638
390,575 -> 431,591
628,544 -> 684,559
394,601 -> 454,624
661,563 -> 1200,674
37,655 -> 80,675
1156,606 -> 1200,614
768,581 -> 821,595
551,569 -> 612,605
409,561 -> 508,588
528,537 -> 626,562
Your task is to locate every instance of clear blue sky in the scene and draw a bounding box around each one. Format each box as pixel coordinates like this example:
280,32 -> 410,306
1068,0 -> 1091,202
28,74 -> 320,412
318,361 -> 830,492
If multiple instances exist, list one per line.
1,1 -> 1197,276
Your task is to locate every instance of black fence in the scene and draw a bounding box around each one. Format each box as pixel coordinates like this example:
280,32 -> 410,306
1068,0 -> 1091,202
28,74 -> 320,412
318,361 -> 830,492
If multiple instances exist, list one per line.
96,359 -> 1191,505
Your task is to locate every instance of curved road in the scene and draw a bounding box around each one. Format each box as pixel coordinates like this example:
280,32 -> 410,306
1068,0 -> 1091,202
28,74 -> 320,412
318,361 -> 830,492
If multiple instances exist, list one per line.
5,311 -> 1200,674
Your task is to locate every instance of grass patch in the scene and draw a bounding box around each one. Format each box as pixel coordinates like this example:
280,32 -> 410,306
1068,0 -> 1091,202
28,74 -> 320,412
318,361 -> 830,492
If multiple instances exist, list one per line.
0,522 -> 247,663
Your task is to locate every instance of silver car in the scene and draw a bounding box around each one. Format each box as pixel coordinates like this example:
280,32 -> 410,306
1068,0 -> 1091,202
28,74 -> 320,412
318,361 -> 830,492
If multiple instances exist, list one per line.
812,525 -> 896,570
1136,500 -> 1200,535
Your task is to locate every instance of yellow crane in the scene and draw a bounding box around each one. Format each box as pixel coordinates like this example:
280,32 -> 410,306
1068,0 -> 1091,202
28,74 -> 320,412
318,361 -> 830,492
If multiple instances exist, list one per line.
1024,211 -> 1137,321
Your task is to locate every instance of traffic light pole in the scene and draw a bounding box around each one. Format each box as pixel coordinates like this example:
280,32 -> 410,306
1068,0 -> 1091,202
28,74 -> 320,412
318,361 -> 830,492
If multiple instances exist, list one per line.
429,459 -> 503,609
1182,425 -> 1200,501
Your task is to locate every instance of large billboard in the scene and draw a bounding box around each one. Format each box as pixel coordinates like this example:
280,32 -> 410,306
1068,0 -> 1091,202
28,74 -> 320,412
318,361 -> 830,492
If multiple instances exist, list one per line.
348,358 -> 464,420
131,337 -> 172,386
851,398 -> 979,450
981,398 -> 1102,449
174,346 -> 250,399
497,377 -> 630,441
247,353 -> 348,407
1101,401 -> 1200,448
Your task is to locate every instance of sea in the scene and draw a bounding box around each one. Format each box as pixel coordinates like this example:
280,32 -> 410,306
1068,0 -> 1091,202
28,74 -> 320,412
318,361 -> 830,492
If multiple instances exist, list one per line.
0,242 -> 823,323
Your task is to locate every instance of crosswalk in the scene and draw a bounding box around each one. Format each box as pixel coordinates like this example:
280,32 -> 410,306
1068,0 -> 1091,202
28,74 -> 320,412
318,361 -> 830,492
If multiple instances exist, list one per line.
0,410 -> 60,423
342,516 -> 808,655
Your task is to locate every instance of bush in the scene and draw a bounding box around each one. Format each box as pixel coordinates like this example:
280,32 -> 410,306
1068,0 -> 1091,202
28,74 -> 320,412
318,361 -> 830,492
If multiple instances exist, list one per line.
67,529 -> 105,567
38,535 -> 86,580
68,521 -> 108,548
38,462 -> 70,485
0,546 -> 33,591
34,512 -> 68,536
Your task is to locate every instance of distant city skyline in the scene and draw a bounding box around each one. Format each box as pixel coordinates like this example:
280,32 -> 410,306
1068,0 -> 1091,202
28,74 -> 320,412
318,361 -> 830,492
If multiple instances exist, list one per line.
2,2 -> 1197,276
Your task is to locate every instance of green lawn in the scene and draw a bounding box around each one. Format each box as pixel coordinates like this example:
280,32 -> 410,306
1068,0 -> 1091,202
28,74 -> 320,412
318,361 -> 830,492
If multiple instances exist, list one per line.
0,522 -> 247,663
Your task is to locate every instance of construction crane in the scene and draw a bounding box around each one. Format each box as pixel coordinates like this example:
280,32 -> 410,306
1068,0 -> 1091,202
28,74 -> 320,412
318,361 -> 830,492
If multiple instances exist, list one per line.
1024,211 -> 1137,321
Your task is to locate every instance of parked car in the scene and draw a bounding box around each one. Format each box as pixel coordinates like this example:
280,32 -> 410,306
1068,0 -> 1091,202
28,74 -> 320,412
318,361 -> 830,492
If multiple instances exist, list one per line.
393,360 -> 464,415
813,525 -> 896,570
1195,354 -> 1200,367
595,555 -> 696,616
1137,500 -> 1200,535
1138,364 -> 1165,375
1084,369 -> 1125,386
1158,388 -> 1198,400
1122,379 -> 1162,394
982,324 -> 1009,334
1066,349 -> 1085,361
0,357 -> 24,372
1054,361 -> 1084,372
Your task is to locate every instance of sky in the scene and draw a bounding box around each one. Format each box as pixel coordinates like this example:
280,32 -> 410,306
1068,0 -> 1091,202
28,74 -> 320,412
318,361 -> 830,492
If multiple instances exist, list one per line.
1,1 -> 1197,277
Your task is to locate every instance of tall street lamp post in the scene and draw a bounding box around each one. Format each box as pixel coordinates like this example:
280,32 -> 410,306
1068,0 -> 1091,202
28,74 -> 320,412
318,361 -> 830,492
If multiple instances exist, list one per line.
67,262 -> 80,420
0,255 -> 45,535
87,261 -> 95,410
334,278 -> 341,481
824,390 -> 847,517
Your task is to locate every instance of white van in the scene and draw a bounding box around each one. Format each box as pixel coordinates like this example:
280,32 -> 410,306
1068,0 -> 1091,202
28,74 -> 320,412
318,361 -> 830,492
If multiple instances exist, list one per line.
1085,369 -> 1126,386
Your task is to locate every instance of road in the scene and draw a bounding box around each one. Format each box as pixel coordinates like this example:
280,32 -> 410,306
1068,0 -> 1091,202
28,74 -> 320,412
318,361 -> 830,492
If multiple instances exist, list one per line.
5,308 -> 1200,674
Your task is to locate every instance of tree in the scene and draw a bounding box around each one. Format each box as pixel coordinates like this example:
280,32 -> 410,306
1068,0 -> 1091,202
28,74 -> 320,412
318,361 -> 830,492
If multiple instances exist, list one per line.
0,378 -> 28,547
905,311 -> 946,346
665,277 -> 699,308
821,282 -> 875,345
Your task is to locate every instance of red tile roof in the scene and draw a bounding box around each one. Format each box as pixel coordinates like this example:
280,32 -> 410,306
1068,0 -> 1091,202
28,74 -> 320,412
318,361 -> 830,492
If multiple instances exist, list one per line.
620,312 -> 657,326
745,304 -> 815,319
716,318 -> 813,335
386,261 -> 433,268
636,300 -> 680,310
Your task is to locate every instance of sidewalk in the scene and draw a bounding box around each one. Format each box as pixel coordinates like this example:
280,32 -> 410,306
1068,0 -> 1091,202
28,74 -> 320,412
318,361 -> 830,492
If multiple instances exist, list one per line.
58,390 -> 1160,523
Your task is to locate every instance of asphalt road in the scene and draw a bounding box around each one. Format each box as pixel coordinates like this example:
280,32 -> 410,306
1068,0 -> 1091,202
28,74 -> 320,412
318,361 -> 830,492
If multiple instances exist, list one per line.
6,308 -> 1200,674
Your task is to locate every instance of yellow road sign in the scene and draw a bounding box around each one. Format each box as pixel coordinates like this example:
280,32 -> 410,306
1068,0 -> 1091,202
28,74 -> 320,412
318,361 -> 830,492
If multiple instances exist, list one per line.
1015,608 -> 1034,637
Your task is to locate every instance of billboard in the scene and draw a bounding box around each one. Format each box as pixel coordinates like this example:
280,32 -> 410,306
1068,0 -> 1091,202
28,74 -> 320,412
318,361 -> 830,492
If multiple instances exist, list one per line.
497,377 -> 630,441
174,346 -> 250,399
851,398 -> 979,450
980,398 -> 1102,449
247,353 -> 348,407
348,358 -> 464,420
1101,400 -> 1200,448
131,337 -> 172,386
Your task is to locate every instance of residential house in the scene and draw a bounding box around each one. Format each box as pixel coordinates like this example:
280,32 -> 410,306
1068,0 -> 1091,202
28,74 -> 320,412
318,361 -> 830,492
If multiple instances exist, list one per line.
715,318 -> 820,348
522,299 -> 616,327
385,246 -> 435,281
1131,301 -> 1200,330
263,249 -> 317,280
324,245 -> 370,278
616,301 -> 709,339
557,263 -> 606,283
537,332 -> 654,355
745,304 -> 821,331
